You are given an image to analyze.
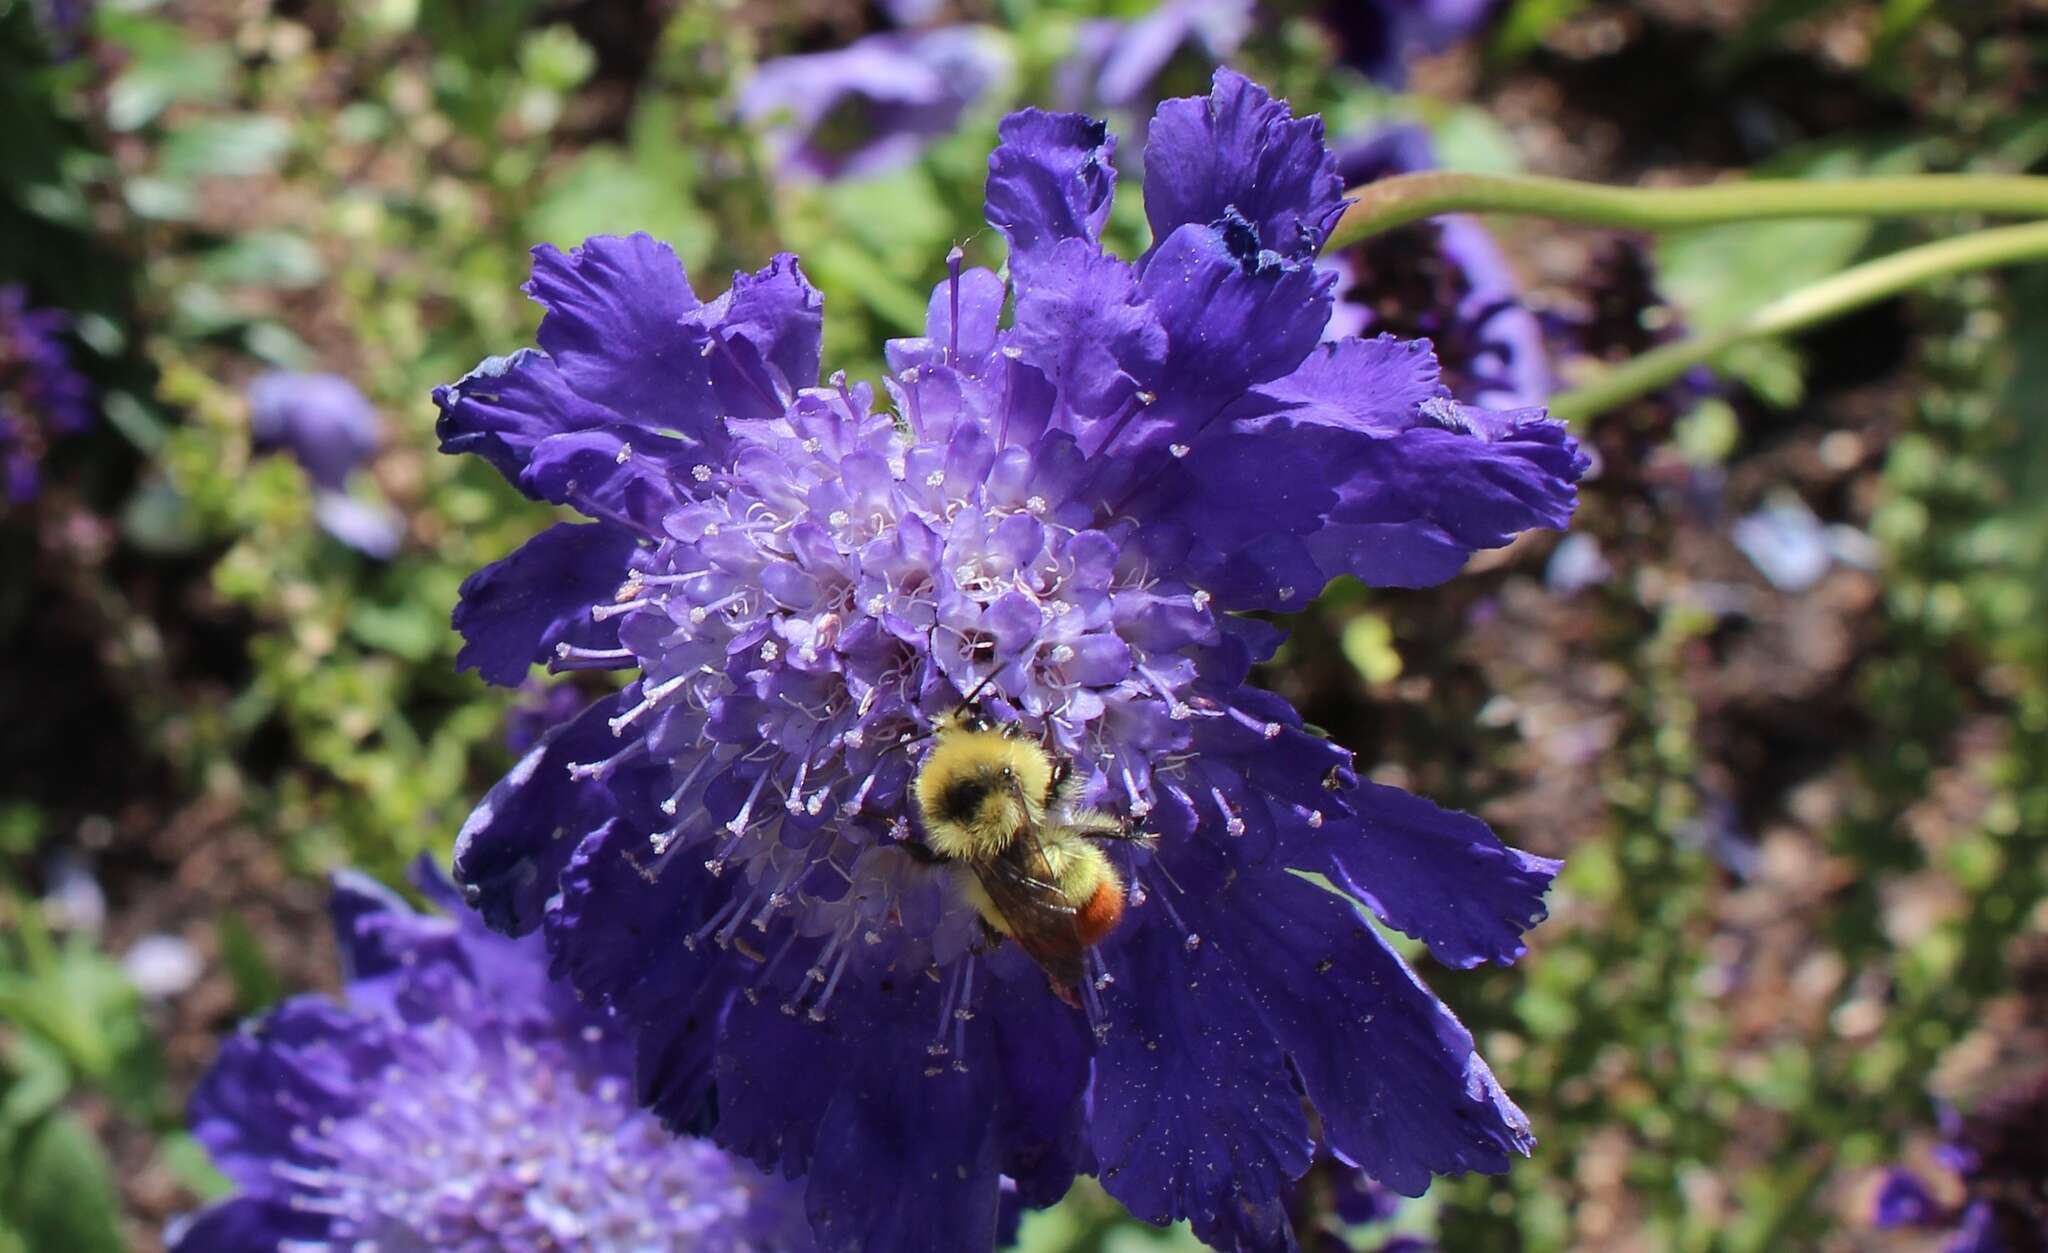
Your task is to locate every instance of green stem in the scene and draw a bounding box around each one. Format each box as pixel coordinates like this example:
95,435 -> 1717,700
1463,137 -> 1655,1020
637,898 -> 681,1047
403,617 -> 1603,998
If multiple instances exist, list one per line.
1548,220 -> 2048,424
1324,171 -> 2048,250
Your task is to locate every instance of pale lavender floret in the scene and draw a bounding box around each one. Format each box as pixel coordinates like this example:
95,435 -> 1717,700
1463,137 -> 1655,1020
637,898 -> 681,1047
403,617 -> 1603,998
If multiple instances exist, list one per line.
171,862 -> 815,1253
437,70 -> 1583,1252
740,28 -> 1008,181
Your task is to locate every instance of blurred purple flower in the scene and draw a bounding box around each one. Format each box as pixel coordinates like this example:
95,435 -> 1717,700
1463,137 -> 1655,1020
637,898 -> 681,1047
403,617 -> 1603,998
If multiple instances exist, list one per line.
1060,0 -> 1253,115
247,371 -> 378,491
436,71 -> 1582,1250
170,860 -> 815,1252
740,28 -> 1007,181
1321,126 -> 1553,409
1323,0 -> 1496,86
1872,1075 -> 2048,1252
0,285 -> 94,504
246,371 -> 402,556
1060,0 -> 1494,122
1873,1168 -> 1939,1229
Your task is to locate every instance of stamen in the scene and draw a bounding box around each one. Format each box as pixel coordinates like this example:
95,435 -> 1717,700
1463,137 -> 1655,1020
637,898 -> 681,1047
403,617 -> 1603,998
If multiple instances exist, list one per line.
1226,706 -> 1284,739
945,245 -> 964,365
1209,786 -> 1246,837
591,597 -> 655,622
552,643 -> 637,672
607,673 -> 689,736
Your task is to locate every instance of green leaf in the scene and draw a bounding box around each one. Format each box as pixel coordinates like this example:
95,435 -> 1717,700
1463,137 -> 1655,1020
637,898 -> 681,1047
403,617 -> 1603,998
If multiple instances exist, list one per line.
217,912 -> 284,1015
200,232 -> 327,290
158,114 -> 293,179
523,147 -> 710,266
4,1114 -> 127,1253
102,17 -> 234,131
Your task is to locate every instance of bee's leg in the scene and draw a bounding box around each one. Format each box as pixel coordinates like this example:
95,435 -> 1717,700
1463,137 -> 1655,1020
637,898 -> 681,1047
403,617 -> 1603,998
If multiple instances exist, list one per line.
1067,809 -> 1155,848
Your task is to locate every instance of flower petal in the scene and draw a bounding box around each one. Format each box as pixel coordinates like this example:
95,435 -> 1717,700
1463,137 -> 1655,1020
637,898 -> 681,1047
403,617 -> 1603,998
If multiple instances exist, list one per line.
1111,219 -> 1332,456
1010,239 -> 1166,424
806,986 -> 1002,1252
167,1196 -> 329,1252
1093,912 -> 1313,1249
693,253 -> 825,417
433,348 -> 615,492
527,233 -> 705,420
547,821 -> 736,1131
188,996 -> 387,1192
984,110 -> 1118,266
1169,849 -> 1537,1197
1317,781 -> 1559,968
1142,69 -> 1345,264
452,521 -> 638,687
451,694 -> 631,935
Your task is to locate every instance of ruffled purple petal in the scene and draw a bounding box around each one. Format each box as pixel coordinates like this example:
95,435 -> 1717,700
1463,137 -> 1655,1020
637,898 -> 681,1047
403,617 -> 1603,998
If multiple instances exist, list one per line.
451,694 -> 632,934
1312,781 -> 1557,969
546,821 -> 736,1130
806,988 -> 1002,1252
525,232 -> 746,460
1142,70 -> 1345,264
1009,239 -> 1166,425
984,111 -> 1119,266
691,254 -> 825,417
1111,219 -> 1332,457
433,348 -> 618,491
452,521 -> 638,687
1177,856 -> 1537,1197
187,996 -> 388,1192
1093,909 -> 1313,1250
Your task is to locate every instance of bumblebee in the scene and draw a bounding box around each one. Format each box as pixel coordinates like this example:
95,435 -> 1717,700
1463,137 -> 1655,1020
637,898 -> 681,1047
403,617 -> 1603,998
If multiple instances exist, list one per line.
904,702 -> 1147,1006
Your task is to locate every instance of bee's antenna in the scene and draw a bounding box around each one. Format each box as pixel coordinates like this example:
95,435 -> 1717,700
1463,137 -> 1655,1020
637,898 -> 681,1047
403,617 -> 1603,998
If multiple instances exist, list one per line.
958,666 -> 1002,710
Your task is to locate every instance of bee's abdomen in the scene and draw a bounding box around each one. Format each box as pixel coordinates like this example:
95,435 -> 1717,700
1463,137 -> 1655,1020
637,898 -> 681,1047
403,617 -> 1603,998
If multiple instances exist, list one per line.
1076,880 -> 1124,946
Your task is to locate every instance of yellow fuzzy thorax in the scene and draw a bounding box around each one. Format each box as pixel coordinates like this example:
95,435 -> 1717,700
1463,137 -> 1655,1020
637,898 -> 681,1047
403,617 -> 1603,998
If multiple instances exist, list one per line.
912,714 -> 1056,862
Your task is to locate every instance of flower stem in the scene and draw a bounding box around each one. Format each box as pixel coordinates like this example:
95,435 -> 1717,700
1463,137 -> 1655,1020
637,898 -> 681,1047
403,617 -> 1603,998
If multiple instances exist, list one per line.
1324,171 -> 2048,249
1547,220 -> 2048,424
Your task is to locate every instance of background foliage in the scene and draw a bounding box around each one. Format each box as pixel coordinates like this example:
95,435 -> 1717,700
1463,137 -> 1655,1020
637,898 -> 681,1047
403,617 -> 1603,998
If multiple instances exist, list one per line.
0,1 -> 2043,1249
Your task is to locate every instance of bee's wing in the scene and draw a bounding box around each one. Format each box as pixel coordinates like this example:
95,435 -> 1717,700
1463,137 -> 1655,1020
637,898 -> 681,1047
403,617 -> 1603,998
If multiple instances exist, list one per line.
972,830 -> 1088,999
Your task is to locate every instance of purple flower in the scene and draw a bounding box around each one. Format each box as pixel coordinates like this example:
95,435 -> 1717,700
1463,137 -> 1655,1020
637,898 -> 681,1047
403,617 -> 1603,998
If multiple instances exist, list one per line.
171,860 -> 815,1252
1872,1075 -> 2048,1252
1321,126 -> 1552,410
246,371 -> 403,556
1322,0 -> 1496,86
740,28 -> 1008,181
436,71 -> 1582,1251
506,677 -> 591,755
1059,0 -> 1492,116
1060,0 -> 1254,115
0,285 -> 94,504
1873,1168 -> 1940,1229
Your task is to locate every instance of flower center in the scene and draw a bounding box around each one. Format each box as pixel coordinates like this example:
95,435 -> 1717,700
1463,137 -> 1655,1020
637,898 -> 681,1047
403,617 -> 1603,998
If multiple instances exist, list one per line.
568,373 -> 1228,1020
279,1021 -> 765,1251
